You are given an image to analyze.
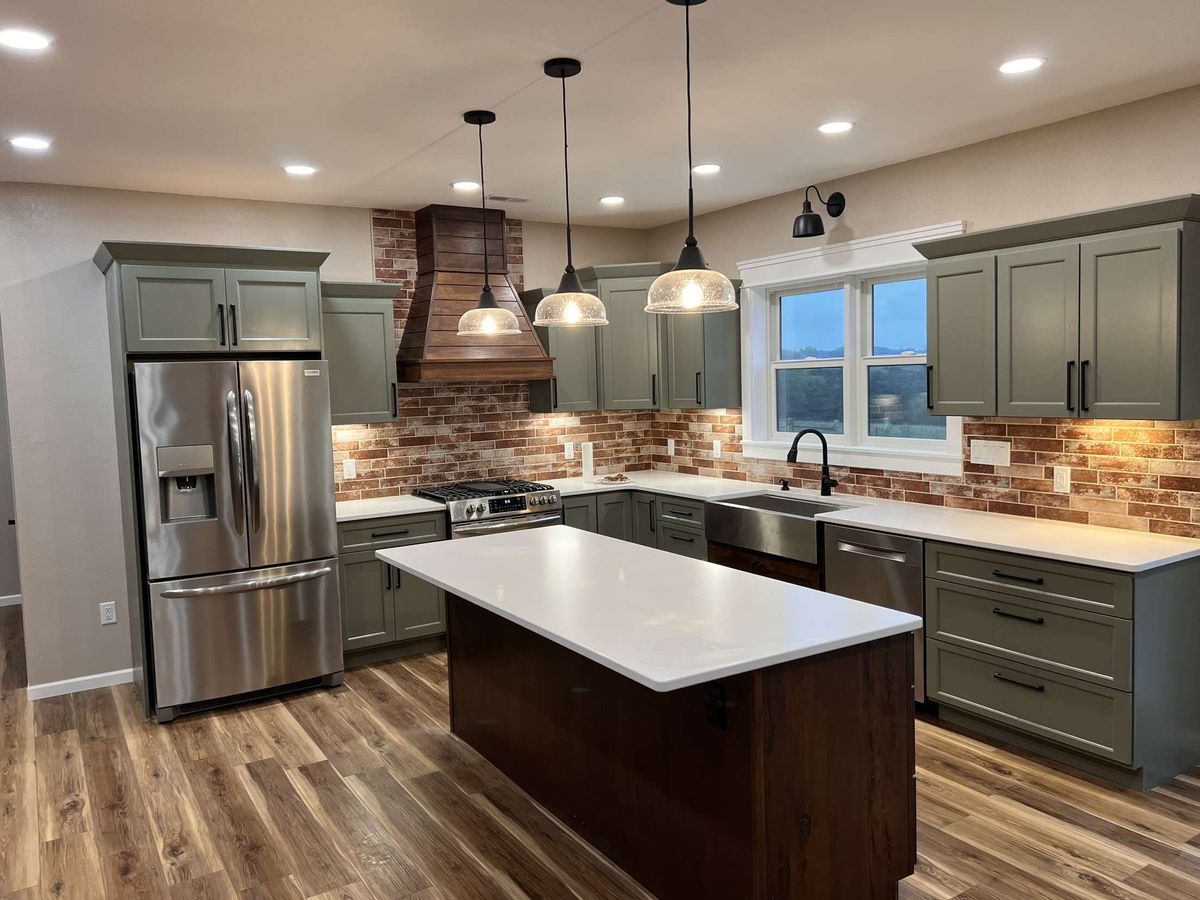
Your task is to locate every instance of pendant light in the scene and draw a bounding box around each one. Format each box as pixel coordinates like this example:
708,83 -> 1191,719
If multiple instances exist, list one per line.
457,110 -> 521,336
534,58 -> 608,327
646,0 -> 737,315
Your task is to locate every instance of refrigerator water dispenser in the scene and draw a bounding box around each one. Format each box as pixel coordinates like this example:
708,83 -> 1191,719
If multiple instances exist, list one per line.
156,444 -> 216,522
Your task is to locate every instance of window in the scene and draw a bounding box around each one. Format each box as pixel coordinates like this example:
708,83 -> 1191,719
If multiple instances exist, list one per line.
769,273 -> 948,451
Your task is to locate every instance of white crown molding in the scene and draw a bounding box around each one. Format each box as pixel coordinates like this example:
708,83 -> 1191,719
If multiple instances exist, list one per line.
736,221 -> 965,287
26,667 -> 134,700
0,594 -> 20,608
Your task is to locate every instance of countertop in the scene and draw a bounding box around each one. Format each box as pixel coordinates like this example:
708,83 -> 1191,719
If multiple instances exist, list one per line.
377,526 -> 921,692
543,471 -> 766,502
814,503 -> 1200,573
335,494 -> 445,522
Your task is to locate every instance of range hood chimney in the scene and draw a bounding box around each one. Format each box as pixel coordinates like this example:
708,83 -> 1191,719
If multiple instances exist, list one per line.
397,204 -> 553,383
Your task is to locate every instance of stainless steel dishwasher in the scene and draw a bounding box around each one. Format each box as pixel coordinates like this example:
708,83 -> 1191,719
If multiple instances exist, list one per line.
823,524 -> 926,701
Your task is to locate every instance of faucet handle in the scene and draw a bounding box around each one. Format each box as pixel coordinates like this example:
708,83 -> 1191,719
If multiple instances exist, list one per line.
779,478 -> 790,491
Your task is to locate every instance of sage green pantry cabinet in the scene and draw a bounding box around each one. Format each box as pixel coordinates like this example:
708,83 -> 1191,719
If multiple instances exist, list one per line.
93,241 -> 330,356
918,196 -> 1200,420
336,512 -> 447,654
321,282 -> 400,425
521,288 -> 600,413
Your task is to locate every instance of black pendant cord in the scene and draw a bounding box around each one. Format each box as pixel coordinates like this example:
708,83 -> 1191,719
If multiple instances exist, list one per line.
561,76 -> 575,273
477,122 -> 492,297
684,1 -> 696,248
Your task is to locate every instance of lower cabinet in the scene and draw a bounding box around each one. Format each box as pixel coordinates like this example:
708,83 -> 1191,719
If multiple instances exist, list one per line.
393,567 -> 447,640
597,493 -> 632,541
657,523 -> 706,560
632,492 -> 657,547
562,495 -> 598,532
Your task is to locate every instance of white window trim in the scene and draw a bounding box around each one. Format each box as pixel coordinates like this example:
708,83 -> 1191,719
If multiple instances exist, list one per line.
738,222 -> 966,477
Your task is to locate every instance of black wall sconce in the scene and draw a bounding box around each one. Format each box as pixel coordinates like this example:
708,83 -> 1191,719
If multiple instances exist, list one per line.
792,185 -> 846,238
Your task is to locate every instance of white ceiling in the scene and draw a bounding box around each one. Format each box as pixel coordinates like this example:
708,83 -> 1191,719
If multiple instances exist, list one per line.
3,0 -> 1200,227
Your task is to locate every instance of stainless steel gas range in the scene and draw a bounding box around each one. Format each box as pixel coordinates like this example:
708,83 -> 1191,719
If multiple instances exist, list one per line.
415,479 -> 563,539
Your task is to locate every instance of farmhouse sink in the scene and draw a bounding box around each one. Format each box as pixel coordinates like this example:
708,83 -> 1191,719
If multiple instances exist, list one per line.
704,492 -> 852,564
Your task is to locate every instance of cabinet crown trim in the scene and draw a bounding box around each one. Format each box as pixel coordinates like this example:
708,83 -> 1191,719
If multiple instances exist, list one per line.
94,241 -> 330,273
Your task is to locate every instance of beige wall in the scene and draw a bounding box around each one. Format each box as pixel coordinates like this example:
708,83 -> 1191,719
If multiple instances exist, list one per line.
0,323 -> 17,599
647,84 -> 1200,275
0,183 -> 371,689
520,220 -> 651,289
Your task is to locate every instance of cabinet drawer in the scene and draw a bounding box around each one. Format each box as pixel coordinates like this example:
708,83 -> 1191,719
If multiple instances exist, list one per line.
925,542 -> 1131,618
926,580 -> 1131,690
657,496 -> 705,529
927,640 -> 1132,764
338,514 -> 445,553
658,524 -> 707,560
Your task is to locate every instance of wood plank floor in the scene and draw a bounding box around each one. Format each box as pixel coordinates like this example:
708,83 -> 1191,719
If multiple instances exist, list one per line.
5,610 -> 1200,898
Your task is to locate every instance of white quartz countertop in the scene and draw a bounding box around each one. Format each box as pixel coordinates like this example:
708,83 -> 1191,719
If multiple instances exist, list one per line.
335,494 -> 445,522
377,526 -> 920,692
815,503 -> 1200,573
543,470 -> 765,502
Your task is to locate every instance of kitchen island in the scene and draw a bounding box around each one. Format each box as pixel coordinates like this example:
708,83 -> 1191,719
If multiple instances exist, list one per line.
379,526 -> 922,900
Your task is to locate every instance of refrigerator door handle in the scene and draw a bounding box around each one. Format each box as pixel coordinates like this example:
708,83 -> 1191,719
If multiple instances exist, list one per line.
225,390 -> 246,533
160,566 -> 333,598
243,389 -> 262,534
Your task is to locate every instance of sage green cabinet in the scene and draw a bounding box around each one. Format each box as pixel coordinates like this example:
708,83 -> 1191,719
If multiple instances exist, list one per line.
339,551 -> 396,650
521,288 -> 600,413
1080,227 -> 1181,419
225,268 -> 321,352
121,265 -> 229,353
632,492 -> 657,547
926,253 -> 996,416
322,283 -> 399,425
393,566 -> 447,640
997,243 -> 1080,417
663,308 -> 741,410
562,495 -> 597,531
598,277 -> 662,410
597,493 -> 632,541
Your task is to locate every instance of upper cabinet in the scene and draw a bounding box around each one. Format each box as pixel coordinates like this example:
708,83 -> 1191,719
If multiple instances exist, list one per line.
918,196 -> 1200,420
524,263 -> 741,413
322,282 -> 400,425
95,242 -> 330,356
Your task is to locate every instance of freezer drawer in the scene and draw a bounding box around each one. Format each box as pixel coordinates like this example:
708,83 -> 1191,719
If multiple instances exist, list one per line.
149,558 -> 342,711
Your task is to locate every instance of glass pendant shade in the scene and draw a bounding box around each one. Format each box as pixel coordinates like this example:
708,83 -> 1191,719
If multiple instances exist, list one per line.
456,287 -> 520,335
646,266 -> 737,314
533,268 -> 609,326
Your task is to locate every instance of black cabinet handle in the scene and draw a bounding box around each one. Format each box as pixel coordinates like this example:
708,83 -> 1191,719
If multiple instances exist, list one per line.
992,569 -> 1044,586
1080,359 -> 1090,412
230,305 -> 239,346
1066,360 -> 1075,412
993,672 -> 1045,692
671,533 -> 696,544
651,373 -> 657,406
385,566 -> 392,591
551,376 -> 559,410
217,303 -> 227,346
391,387 -> 398,418
926,364 -> 934,410
993,607 -> 1045,625
695,371 -> 703,407
371,528 -> 410,539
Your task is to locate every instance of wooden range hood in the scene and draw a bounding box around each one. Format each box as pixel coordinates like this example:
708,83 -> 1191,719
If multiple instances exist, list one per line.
397,204 -> 553,383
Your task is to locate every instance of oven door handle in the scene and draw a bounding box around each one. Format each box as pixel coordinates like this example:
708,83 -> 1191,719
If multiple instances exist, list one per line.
452,512 -> 563,536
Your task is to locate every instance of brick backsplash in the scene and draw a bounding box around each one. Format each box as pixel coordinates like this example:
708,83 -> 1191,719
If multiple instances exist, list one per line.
342,209 -> 1200,539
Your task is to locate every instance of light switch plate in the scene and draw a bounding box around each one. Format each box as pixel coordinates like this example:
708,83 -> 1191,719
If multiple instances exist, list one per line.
713,440 -> 722,459
342,458 -> 357,480
667,438 -> 676,456
969,439 -> 1011,467
1054,466 -> 1071,494
564,441 -> 575,460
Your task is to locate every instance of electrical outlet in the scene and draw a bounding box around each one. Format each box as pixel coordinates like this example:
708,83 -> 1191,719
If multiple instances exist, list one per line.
99,601 -> 117,626
1054,466 -> 1071,494
564,441 -> 575,460
969,439 -> 1011,467
667,438 -> 676,456
342,458 -> 357,480
713,439 -> 722,459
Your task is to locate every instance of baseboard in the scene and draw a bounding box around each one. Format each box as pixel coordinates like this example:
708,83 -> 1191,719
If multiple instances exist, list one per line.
0,593 -> 20,607
26,667 -> 134,701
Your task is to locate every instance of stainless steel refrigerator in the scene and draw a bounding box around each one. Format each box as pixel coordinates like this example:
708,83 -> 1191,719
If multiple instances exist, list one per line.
133,359 -> 342,721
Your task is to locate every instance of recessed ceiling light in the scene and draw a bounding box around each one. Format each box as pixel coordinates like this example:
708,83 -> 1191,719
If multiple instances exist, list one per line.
451,180 -> 480,192
283,164 -> 317,176
691,163 -> 721,175
818,120 -> 854,134
599,196 -> 625,206
0,28 -> 52,51
998,57 -> 1046,75
10,135 -> 51,151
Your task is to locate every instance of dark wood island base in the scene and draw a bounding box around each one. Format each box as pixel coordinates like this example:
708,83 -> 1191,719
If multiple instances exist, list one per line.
447,594 -> 916,900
